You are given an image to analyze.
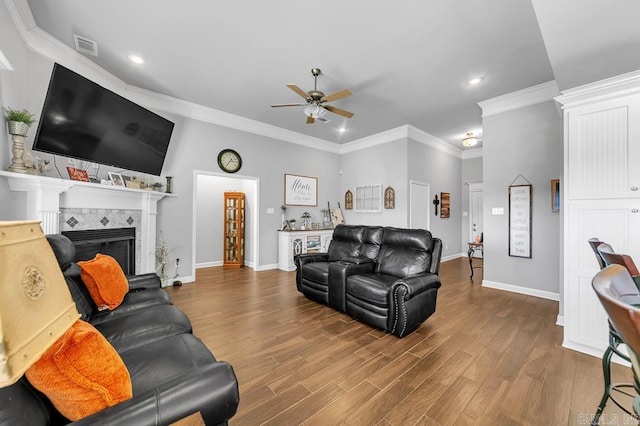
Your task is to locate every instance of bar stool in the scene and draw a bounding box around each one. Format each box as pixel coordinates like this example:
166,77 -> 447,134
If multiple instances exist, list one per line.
587,238 -> 632,425
592,265 -> 640,422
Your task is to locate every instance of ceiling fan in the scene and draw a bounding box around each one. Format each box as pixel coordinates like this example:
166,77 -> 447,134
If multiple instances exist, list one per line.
271,68 -> 354,124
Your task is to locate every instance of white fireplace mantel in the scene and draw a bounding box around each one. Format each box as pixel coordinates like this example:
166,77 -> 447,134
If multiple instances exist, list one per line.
0,171 -> 173,274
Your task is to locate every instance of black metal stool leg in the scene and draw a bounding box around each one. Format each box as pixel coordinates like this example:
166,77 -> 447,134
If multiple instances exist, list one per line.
592,345 -> 615,425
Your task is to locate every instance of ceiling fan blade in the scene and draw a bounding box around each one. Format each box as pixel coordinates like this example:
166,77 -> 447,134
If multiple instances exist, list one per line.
306,116 -> 315,124
286,84 -> 310,100
321,89 -> 352,103
324,105 -> 354,119
271,103 -> 305,108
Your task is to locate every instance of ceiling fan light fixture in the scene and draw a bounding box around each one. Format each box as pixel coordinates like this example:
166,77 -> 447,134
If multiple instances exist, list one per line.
304,104 -> 327,119
462,132 -> 479,147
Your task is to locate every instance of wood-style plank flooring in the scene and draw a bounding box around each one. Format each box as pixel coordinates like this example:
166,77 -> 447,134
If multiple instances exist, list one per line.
167,258 -> 634,425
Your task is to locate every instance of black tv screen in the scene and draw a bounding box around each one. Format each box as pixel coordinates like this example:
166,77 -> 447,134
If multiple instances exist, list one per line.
33,63 -> 174,176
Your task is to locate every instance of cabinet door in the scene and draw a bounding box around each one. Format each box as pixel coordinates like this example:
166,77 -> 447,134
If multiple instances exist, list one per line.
564,199 -> 640,353
567,95 -> 640,199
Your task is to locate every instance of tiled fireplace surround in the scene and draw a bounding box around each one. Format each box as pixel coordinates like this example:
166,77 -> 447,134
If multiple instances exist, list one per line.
1,171 -> 169,274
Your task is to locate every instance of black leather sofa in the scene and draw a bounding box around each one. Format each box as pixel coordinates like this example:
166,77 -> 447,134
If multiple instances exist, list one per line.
295,225 -> 442,337
0,234 -> 239,426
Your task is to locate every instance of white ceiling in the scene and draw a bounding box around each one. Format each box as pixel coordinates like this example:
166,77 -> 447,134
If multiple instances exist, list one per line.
22,0 -> 640,148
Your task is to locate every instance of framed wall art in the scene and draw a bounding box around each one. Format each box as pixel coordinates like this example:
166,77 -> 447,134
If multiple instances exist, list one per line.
344,190 -> 353,210
440,192 -> 450,218
551,179 -> 560,212
384,186 -> 395,209
355,184 -> 382,212
284,174 -> 318,206
509,183 -> 532,258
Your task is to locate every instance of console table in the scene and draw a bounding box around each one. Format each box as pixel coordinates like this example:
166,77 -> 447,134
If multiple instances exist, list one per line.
278,229 -> 333,271
467,242 -> 483,279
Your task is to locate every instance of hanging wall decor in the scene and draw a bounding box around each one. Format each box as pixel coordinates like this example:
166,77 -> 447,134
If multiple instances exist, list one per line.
384,186 -> 395,209
344,190 -> 353,210
509,178 -> 532,258
551,179 -> 560,212
440,192 -> 450,218
354,184 -> 382,212
284,173 -> 318,206
433,194 -> 439,215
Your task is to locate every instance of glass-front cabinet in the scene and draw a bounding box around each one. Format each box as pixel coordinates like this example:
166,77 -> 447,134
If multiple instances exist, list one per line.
223,191 -> 245,268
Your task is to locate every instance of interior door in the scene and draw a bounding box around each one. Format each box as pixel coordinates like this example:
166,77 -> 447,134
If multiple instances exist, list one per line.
469,182 -> 483,257
410,181 -> 430,230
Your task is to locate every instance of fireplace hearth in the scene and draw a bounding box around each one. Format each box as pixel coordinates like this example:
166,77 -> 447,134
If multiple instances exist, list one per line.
62,228 -> 136,275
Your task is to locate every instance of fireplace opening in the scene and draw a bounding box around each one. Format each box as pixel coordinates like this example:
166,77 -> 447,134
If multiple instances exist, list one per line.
62,228 -> 136,275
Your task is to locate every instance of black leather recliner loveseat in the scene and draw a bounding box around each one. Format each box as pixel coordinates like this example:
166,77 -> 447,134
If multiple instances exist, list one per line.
0,234 -> 239,425
294,225 -> 442,337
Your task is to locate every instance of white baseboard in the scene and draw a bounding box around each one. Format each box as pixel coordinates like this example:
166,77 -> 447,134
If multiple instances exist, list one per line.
255,263 -> 278,271
161,274 -> 194,287
481,279 -> 560,301
441,252 -> 465,262
195,261 -> 223,269
195,261 -> 278,271
556,315 -> 564,326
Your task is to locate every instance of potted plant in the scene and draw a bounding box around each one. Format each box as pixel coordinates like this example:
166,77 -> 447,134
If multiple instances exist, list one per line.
4,107 -> 37,136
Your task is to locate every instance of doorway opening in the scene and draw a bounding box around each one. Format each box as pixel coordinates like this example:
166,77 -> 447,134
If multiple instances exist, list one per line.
409,180 -> 430,230
468,181 -> 483,257
193,171 -> 259,270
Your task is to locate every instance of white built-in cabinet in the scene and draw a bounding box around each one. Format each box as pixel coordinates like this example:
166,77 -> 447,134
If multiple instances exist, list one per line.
558,71 -> 640,358
278,229 -> 333,271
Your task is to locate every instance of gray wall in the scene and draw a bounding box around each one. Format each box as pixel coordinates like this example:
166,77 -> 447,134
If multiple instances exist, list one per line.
339,139 -> 408,226
482,100 -> 562,295
407,140 -> 463,258
157,117 -> 341,273
195,174 -> 257,267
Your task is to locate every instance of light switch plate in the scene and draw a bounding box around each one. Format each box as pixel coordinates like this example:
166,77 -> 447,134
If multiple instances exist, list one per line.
492,207 -> 504,215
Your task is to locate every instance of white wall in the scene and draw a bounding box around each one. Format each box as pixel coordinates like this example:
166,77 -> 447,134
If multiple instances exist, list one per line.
482,100 -> 562,296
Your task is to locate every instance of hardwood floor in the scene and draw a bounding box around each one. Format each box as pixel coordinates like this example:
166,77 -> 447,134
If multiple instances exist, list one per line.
167,258 -> 634,425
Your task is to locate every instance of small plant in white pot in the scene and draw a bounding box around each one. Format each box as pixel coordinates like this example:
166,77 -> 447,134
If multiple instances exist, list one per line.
4,107 -> 36,136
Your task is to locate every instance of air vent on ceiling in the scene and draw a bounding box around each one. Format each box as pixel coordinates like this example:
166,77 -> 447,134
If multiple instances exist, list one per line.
317,117 -> 330,123
73,34 -> 98,56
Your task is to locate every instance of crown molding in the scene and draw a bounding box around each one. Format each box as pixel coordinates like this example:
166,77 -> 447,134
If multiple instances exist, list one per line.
555,69 -> 640,108
407,126 -> 463,158
127,86 -> 340,154
339,125 -> 469,159
339,125 -> 409,154
478,80 -> 559,117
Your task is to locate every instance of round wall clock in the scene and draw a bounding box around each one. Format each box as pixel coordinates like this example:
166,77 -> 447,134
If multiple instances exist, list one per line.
217,149 -> 242,173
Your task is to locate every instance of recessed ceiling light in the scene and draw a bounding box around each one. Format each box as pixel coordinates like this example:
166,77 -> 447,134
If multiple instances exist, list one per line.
467,77 -> 483,86
338,127 -> 346,133
128,54 -> 145,64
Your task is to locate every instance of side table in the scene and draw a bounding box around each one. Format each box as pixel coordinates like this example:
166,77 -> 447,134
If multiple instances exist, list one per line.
467,242 -> 483,279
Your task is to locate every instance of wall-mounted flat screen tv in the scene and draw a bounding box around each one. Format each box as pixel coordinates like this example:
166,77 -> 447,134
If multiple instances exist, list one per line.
33,63 -> 174,176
